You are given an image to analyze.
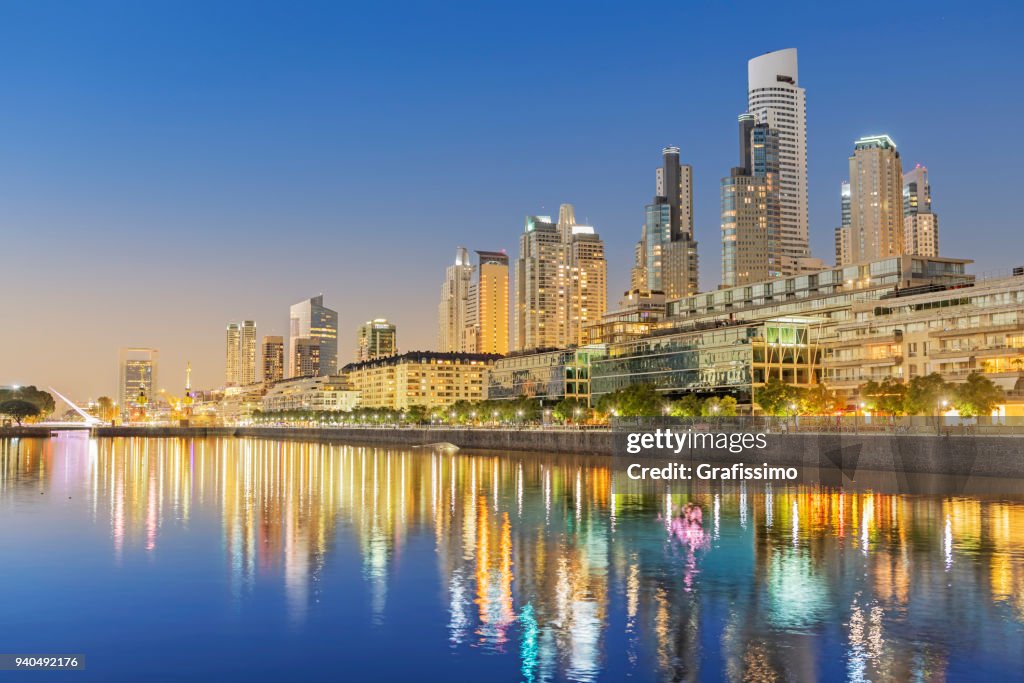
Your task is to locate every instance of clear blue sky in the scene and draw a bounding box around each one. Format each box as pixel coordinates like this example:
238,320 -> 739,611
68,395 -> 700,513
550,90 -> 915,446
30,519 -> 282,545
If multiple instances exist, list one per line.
2,0 -> 1022,399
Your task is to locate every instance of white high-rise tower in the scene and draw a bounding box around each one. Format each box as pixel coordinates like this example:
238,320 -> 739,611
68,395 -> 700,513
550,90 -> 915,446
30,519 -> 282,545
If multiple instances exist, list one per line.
748,48 -> 809,275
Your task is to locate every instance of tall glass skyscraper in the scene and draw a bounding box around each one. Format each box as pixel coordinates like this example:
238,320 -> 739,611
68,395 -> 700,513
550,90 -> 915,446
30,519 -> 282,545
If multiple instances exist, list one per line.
289,295 -> 338,377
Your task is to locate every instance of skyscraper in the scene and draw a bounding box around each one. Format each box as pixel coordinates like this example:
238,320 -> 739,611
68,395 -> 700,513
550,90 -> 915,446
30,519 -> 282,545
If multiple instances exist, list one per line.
117,347 -> 158,420
357,319 -> 397,361
262,335 -> 284,383
834,181 -> 852,265
748,48 -> 809,275
292,338 -> 321,378
721,118 -> 782,287
903,164 -> 939,257
225,320 -> 257,386
437,247 -> 474,353
566,214 -> 607,346
846,135 -> 904,264
516,214 -> 562,351
467,250 -> 509,355
632,148 -> 699,300
225,324 -> 240,386
515,203 -> 606,351
289,295 -> 338,377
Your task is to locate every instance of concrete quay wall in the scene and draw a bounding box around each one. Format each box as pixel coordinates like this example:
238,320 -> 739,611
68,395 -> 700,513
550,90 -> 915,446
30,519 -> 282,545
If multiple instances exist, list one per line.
3,426 -> 1022,478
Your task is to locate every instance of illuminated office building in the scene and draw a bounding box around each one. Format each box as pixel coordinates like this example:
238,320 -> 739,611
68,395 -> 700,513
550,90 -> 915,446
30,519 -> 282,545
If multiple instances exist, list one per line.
262,335 -> 285,383
289,295 -> 338,377
117,347 -> 158,419
292,338 -> 321,379
721,118 -> 782,287
357,319 -> 397,362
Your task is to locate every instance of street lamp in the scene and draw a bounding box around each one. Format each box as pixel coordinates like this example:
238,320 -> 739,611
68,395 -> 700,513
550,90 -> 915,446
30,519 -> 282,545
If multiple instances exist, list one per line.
937,398 -> 948,435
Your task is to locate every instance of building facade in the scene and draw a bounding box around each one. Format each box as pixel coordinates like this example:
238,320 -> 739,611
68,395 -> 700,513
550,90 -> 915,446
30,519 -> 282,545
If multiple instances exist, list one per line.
721,119 -> 782,287
591,317 -> 822,404
262,335 -> 284,383
292,337 -> 321,378
439,248 -> 510,355
586,289 -> 666,346
486,346 -> 605,405
469,250 -> 510,355
261,375 -> 360,413
437,247 -> 473,353
748,48 -> 809,275
632,148 -> 699,299
357,319 -> 397,361
842,135 -> 905,265
117,347 -> 158,420
823,272 -> 1024,396
592,255 -> 974,407
515,204 -> 607,351
225,320 -> 256,387
289,295 -> 338,377
903,164 -> 940,257
342,352 -> 498,410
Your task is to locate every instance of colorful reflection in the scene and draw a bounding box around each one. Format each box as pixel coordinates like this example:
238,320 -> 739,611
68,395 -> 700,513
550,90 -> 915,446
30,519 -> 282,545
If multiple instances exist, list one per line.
2,435 -> 1024,681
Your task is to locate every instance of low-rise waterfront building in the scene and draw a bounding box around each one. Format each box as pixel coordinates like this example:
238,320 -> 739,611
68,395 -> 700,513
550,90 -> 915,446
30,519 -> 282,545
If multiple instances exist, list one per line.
220,383 -> 267,423
586,289 -> 666,345
261,376 -> 360,413
342,352 -> 498,410
591,317 -> 822,404
486,345 -> 606,405
588,255 -> 975,408
823,271 -> 1024,396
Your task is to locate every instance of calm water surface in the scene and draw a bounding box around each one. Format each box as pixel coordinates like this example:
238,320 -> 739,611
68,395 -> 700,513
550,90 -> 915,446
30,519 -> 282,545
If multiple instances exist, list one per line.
2,434 -> 1023,682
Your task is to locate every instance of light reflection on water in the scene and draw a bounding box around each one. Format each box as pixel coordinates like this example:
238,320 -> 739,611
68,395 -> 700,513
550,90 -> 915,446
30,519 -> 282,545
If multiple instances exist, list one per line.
1,434 -> 1023,682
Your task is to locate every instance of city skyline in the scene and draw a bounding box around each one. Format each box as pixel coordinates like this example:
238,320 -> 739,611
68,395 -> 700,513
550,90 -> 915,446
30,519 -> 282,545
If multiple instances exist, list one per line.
2,2 -> 1022,399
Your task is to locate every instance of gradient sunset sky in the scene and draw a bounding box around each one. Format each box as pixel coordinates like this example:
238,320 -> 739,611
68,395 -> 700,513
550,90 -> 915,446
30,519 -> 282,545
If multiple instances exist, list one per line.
2,0 -> 1023,401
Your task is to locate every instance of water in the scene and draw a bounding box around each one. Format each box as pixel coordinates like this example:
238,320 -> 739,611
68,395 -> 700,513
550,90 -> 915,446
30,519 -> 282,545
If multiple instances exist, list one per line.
2,434 -> 1023,682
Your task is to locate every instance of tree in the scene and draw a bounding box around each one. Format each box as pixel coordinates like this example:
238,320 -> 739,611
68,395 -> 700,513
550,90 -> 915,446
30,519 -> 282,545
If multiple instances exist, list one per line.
954,372 -> 1004,417
0,399 -> 42,426
403,405 -> 428,424
702,396 -> 738,417
670,394 -> 702,417
596,384 -> 664,417
94,396 -> 117,422
859,377 -> 907,416
553,398 -> 588,424
904,373 -> 952,416
755,377 -> 802,416
0,386 -> 54,421
801,383 -> 841,416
